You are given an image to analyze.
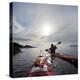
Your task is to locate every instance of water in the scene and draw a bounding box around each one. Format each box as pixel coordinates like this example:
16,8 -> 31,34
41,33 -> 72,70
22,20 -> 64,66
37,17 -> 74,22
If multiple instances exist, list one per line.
13,45 -> 78,77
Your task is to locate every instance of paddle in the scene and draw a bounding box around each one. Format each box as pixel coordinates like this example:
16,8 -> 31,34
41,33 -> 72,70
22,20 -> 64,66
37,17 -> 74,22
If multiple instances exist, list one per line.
45,42 -> 62,52
55,41 -> 62,46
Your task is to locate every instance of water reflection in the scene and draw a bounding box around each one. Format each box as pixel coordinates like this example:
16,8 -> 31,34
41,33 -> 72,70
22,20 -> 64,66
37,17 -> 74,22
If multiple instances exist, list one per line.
13,45 -> 78,77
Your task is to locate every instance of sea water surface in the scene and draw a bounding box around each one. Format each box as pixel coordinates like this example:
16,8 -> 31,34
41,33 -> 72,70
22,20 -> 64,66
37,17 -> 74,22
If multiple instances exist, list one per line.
13,44 -> 78,77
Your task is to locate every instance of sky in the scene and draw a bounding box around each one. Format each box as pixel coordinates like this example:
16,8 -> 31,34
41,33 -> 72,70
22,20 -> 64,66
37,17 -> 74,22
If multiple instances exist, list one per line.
11,2 -> 78,46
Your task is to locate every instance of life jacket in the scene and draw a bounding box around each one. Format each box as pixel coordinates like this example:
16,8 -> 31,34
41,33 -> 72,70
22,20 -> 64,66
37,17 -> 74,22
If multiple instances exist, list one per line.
50,46 -> 57,53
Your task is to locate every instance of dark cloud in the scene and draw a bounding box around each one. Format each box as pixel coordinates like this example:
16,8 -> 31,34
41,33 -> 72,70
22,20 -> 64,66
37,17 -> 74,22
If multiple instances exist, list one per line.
14,37 -> 32,41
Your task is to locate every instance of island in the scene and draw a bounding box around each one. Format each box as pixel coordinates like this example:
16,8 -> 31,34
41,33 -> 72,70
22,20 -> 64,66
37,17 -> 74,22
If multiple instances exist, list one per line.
10,42 -> 36,55
24,45 -> 36,48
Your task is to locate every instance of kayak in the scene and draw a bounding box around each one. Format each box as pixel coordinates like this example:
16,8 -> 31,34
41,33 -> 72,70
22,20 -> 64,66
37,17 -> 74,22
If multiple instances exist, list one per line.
28,53 -> 55,77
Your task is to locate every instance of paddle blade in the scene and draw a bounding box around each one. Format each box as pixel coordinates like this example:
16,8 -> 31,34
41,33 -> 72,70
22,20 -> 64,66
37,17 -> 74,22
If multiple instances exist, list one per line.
45,49 -> 48,51
57,42 -> 62,45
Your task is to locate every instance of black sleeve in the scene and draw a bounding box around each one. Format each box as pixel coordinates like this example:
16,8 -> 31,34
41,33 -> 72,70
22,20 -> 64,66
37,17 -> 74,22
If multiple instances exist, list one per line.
55,46 -> 57,49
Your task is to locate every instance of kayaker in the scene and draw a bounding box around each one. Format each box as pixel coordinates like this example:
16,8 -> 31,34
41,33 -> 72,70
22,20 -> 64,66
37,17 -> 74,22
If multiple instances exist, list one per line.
49,43 -> 57,62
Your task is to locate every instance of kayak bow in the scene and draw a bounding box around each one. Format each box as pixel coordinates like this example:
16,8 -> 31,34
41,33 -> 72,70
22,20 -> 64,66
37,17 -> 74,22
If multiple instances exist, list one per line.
28,54 -> 55,77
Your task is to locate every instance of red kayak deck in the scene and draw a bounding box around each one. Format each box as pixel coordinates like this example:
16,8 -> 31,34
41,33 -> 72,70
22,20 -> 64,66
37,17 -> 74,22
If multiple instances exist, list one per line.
28,55 -> 55,77
29,70 -> 55,77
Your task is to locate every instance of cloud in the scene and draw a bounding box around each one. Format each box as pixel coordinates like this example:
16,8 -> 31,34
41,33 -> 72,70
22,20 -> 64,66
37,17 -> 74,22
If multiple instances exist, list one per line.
13,16 -> 24,33
46,22 -> 78,44
13,37 -> 32,41
12,16 -> 42,43
12,3 -> 78,45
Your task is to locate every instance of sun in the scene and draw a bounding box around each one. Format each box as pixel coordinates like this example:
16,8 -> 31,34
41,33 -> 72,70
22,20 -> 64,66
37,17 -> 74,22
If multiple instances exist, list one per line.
42,24 -> 52,36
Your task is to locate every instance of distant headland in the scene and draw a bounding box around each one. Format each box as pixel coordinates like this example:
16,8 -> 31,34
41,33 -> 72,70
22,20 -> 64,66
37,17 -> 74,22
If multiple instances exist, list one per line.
10,42 -> 36,55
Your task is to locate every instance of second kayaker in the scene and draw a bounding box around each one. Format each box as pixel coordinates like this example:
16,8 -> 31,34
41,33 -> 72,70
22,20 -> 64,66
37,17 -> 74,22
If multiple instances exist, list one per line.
49,43 -> 57,62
